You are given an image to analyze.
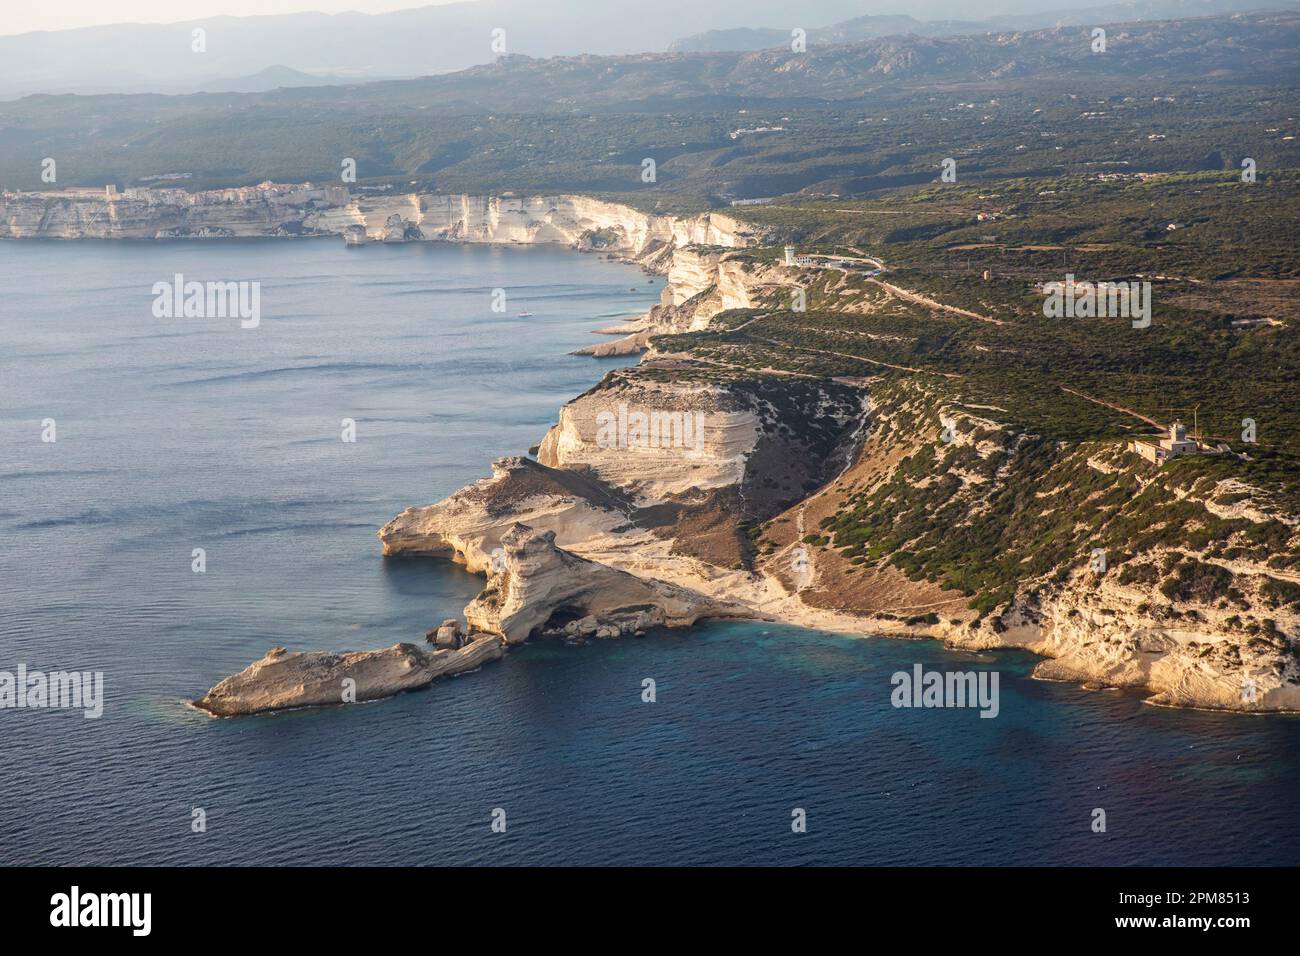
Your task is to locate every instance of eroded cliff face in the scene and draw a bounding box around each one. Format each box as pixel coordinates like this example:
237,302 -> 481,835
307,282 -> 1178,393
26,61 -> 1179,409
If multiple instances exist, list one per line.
379,455 -> 644,572
463,524 -> 741,643
535,377 -> 759,501
382,361 -> 865,588
1009,568 -> 1300,711
575,248 -> 790,356
0,189 -> 759,251
2,192 -> 326,239
308,193 -> 758,249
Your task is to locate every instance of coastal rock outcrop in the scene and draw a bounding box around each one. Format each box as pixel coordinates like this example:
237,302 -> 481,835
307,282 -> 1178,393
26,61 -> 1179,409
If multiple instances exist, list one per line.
1003,562 -> 1300,712
428,618 -> 464,648
574,247 -> 794,356
379,455 -> 644,570
381,365 -> 866,571
462,524 -> 743,643
193,636 -> 505,716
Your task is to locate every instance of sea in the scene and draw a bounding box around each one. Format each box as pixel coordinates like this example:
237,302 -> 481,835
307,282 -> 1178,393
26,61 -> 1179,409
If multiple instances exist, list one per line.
1,238 -> 1297,865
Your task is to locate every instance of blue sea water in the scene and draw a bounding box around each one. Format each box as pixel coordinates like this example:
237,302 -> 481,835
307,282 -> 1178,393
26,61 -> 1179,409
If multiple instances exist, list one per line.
0,239 -> 1297,866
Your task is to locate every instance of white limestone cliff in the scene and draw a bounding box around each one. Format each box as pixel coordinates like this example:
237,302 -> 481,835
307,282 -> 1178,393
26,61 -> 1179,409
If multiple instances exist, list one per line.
379,455 -> 644,571
574,248 -> 790,356
535,379 -> 760,502
0,188 -> 760,251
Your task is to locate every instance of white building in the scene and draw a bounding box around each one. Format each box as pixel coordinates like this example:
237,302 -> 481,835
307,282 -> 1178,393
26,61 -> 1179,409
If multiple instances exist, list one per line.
1128,421 -> 1209,465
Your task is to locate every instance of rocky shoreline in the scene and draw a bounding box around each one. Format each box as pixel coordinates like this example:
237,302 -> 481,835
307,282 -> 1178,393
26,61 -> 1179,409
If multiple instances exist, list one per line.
41,183 -> 1288,716
186,191 -> 763,715
362,208 -> 1300,715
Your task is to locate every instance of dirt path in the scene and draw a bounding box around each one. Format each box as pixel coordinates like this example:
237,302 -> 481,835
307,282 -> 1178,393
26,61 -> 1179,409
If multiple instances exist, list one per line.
749,334 -> 960,378
1058,385 -> 1162,427
868,278 -> 1004,325
667,353 -> 826,380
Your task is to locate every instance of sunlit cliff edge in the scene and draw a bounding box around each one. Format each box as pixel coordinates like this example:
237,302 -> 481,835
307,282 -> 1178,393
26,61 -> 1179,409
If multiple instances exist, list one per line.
0,185 -> 753,247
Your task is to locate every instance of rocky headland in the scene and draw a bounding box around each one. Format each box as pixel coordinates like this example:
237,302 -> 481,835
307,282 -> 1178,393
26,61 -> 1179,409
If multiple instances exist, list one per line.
182,189 -> 766,714
40,182 -> 1290,715
371,213 -> 1300,714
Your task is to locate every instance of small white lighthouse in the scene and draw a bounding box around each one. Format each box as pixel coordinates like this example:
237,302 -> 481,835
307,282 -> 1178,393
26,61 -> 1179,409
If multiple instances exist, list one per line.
784,245 -> 796,266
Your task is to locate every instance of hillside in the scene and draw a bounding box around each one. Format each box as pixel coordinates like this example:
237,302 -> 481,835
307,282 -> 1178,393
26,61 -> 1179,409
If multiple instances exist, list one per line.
1,13 -> 1296,196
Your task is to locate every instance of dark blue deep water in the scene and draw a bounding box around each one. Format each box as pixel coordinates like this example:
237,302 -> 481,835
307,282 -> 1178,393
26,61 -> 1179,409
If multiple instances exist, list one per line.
1,239 -> 1297,866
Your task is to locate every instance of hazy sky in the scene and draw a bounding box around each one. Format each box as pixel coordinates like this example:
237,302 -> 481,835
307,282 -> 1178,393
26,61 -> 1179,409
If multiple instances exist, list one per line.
2,0 -> 469,37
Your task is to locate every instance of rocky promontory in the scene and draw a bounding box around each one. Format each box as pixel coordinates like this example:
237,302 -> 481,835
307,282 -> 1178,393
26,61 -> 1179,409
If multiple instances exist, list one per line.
379,244 -> 1300,714
66,181 -> 1289,716
193,636 -> 506,716
464,523 -> 746,642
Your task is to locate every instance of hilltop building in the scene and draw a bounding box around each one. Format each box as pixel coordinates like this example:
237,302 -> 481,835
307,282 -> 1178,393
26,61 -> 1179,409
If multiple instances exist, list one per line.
1128,421 -> 1214,465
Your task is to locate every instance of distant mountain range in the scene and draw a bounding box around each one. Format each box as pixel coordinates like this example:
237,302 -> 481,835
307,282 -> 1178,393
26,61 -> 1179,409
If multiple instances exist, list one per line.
0,0 -> 870,100
2,0 -> 1296,100
1,11 -> 1294,195
2,12 -> 1294,116
331,11 -> 1300,110
670,16 -> 985,53
670,0 -> 1300,51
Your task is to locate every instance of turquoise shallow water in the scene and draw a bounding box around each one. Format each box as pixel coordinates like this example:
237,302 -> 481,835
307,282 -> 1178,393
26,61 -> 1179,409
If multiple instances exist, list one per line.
0,239 -> 1297,865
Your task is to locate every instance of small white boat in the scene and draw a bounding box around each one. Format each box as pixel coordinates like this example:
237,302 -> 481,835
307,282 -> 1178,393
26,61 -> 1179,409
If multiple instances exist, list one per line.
517,311 -> 534,317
